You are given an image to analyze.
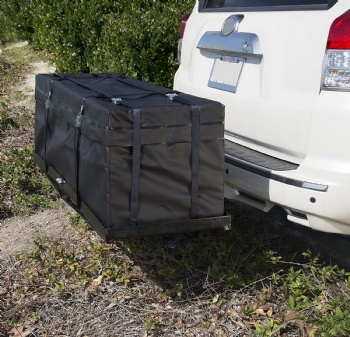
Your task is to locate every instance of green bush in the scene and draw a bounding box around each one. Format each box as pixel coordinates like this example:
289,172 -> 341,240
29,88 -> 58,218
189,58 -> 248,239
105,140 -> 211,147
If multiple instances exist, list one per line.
0,14 -> 17,42
0,0 -> 119,71
30,0 -> 116,73
0,0 -> 194,87
90,0 -> 194,87
0,0 -> 20,42
0,0 -> 37,42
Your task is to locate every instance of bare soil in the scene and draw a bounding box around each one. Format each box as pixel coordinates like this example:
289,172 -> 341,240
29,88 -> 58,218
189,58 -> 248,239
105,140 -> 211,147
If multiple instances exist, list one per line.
0,45 -> 70,258
0,203 -> 75,257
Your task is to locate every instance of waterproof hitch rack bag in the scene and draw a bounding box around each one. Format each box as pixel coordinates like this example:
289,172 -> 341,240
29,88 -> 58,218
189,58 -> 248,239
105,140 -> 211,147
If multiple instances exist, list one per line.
34,73 -> 231,242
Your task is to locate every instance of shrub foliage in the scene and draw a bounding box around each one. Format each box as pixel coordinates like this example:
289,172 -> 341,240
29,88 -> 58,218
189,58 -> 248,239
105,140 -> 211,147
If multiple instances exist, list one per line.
0,0 -> 194,86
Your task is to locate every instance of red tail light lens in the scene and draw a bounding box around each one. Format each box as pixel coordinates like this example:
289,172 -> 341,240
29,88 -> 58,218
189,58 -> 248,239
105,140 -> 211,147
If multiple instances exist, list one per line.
327,11 -> 350,49
180,14 -> 191,39
323,11 -> 350,90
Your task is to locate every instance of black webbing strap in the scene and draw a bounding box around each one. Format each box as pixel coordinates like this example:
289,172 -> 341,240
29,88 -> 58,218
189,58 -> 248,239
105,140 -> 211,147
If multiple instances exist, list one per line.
53,73 -> 174,101
170,96 -> 200,219
74,95 -> 96,208
158,92 -> 201,219
74,98 -> 85,207
53,73 -> 109,100
44,79 -> 56,171
189,105 -> 200,219
130,109 -> 141,226
108,74 -> 173,96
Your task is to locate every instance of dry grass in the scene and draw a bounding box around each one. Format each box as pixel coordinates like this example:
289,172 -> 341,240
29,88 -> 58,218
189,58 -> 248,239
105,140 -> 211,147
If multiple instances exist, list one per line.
0,224 -> 297,337
1,214 -> 349,337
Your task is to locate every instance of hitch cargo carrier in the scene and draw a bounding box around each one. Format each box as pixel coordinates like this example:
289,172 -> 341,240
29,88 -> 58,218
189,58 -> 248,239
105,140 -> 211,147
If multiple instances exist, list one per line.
33,73 -> 230,242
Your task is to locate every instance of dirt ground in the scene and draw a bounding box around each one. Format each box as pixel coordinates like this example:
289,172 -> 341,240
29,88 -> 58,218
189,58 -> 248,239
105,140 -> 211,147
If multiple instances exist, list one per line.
0,43 -> 79,259
0,204 -> 74,257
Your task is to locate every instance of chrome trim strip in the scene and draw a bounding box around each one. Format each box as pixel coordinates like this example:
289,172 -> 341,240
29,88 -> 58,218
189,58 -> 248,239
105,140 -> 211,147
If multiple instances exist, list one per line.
225,154 -> 329,192
197,32 -> 263,63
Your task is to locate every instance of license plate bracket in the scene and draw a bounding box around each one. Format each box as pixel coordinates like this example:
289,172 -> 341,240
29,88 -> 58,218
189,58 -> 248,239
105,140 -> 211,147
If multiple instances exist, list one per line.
208,56 -> 245,93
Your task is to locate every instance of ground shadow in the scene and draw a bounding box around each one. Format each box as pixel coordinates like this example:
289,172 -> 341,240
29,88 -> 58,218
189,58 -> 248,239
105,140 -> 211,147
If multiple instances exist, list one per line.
116,200 -> 350,300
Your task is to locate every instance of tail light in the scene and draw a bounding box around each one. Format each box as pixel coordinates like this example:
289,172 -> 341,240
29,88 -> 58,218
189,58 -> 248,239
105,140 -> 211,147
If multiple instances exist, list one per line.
178,14 -> 191,64
323,11 -> 350,90
180,14 -> 191,39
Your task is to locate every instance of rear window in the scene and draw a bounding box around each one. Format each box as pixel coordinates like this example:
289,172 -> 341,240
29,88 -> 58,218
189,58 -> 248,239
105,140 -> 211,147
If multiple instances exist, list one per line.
199,0 -> 337,11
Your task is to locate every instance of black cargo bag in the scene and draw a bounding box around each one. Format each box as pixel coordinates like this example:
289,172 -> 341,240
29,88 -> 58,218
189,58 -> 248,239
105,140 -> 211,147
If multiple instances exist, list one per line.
33,73 -> 230,241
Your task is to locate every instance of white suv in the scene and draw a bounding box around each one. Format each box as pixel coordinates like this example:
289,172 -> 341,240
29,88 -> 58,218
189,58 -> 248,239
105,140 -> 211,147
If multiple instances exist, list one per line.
174,0 -> 350,235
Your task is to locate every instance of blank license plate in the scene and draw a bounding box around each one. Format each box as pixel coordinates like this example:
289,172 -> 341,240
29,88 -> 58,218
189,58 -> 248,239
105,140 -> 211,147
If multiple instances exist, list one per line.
208,56 -> 245,93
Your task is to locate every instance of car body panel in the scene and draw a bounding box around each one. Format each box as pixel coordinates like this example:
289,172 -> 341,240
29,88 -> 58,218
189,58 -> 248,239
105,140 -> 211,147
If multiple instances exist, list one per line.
174,0 -> 350,234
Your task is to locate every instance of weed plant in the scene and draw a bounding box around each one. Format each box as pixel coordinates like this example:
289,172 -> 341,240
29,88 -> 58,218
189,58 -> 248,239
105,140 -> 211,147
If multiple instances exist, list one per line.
0,145 -> 55,217
0,49 -> 28,91
0,101 -> 17,135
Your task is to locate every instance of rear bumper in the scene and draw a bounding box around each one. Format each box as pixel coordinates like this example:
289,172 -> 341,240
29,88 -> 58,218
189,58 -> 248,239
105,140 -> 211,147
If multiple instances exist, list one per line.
224,139 -> 350,235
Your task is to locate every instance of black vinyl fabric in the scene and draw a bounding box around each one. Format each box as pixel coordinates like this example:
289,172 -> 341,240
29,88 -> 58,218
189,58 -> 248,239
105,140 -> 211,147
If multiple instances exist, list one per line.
34,73 -> 225,232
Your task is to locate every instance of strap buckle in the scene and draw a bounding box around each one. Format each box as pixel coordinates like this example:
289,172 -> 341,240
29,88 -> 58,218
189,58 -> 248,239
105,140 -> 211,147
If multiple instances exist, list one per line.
111,98 -> 123,105
165,92 -> 178,101
45,97 -> 51,110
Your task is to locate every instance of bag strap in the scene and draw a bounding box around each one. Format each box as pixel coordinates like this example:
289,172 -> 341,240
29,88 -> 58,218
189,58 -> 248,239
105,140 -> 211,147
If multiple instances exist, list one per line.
53,73 -> 109,99
130,108 -> 141,226
107,74 -> 172,96
43,80 -> 54,171
74,96 -> 95,208
53,73 -> 173,103
189,105 -> 200,219
44,78 -> 66,171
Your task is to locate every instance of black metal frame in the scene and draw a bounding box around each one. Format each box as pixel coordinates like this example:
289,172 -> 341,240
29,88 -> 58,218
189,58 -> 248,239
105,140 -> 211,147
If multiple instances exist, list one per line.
34,152 -> 231,242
